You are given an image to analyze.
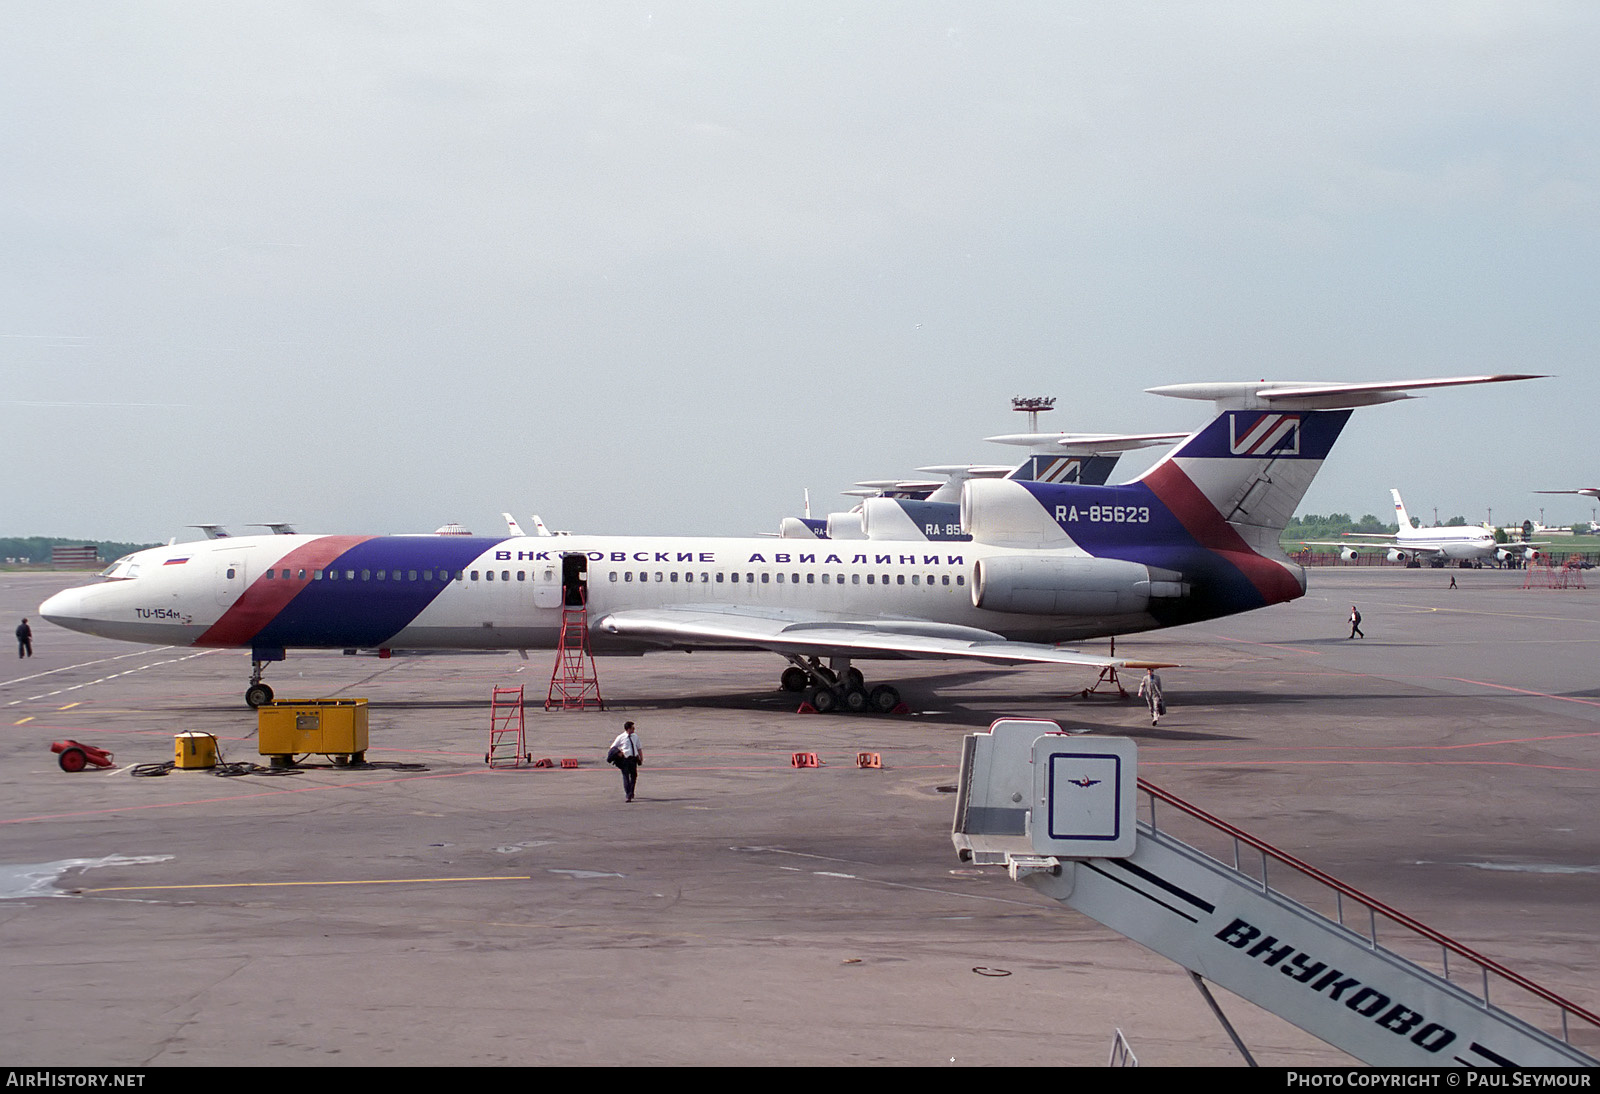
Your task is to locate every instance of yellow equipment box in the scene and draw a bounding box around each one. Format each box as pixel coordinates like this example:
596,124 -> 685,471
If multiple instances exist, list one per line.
174,732 -> 218,769
257,699 -> 368,764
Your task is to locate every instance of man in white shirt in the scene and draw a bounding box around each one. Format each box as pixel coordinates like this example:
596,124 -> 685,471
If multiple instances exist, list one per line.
609,721 -> 643,802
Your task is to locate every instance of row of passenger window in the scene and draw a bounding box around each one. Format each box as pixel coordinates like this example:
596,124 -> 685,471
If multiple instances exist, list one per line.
242,567 -> 966,587
250,568 -> 463,582
610,571 -> 965,587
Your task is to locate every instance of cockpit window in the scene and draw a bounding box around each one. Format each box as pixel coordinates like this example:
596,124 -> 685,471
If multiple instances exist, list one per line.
99,555 -> 140,581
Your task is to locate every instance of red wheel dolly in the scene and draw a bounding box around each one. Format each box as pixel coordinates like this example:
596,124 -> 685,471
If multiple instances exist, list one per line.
51,740 -> 115,772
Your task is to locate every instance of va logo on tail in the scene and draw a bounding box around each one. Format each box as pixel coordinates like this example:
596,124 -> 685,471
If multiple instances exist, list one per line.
1228,413 -> 1302,456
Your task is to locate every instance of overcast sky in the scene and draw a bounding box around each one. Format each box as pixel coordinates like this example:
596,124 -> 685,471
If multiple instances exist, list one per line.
4,2 -> 1597,543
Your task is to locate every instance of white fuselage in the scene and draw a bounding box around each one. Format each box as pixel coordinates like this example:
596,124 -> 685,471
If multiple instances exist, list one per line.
41,532 -> 1164,654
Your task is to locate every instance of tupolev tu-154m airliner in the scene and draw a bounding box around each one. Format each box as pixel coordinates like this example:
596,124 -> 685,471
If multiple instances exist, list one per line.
41,375 -> 1538,713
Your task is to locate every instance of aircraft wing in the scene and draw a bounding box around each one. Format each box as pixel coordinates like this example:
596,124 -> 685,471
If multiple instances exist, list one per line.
593,606 -> 1169,669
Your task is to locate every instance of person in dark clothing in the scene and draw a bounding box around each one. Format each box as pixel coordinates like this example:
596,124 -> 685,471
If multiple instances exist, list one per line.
1348,605 -> 1364,639
16,618 -> 32,658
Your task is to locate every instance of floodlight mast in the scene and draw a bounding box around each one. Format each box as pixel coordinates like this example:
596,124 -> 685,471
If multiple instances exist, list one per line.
1011,395 -> 1056,433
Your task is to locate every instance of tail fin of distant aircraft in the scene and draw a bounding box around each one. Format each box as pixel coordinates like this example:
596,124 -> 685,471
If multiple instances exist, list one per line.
503,513 -> 526,536
1007,454 -> 1122,485
1390,489 -> 1414,531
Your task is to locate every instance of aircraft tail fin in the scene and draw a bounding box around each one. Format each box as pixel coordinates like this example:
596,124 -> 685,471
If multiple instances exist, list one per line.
1007,453 -> 1122,486
1141,376 -> 1541,555
1135,406 -> 1353,555
1390,489 -> 1414,531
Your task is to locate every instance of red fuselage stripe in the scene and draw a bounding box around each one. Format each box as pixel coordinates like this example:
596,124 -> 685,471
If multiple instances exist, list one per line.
1143,462 -> 1302,605
196,536 -> 376,648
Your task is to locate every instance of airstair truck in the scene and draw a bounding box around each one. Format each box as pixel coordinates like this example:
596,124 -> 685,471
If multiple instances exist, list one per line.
951,720 -> 1599,1067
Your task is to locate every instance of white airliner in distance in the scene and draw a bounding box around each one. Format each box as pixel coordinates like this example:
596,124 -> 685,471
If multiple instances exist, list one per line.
1302,489 -> 1542,565
41,375 -> 1539,712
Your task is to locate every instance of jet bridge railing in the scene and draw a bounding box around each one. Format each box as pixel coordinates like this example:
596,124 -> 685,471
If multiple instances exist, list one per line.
1136,777 -> 1600,1053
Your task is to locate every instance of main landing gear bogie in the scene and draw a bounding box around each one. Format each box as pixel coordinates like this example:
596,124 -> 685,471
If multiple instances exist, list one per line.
804,682 -> 899,715
784,657 -> 901,715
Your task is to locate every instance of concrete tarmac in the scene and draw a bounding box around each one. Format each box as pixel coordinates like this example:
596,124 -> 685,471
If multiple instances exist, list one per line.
1,566 -> 1596,1067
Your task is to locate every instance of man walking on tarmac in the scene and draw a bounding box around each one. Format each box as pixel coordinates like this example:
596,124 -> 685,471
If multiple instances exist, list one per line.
608,721 -> 643,802
1349,605 -> 1364,639
1137,667 -> 1165,726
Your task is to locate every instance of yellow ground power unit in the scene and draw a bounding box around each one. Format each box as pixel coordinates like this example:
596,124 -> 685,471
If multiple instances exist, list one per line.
257,699 -> 369,766
173,732 -> 218,769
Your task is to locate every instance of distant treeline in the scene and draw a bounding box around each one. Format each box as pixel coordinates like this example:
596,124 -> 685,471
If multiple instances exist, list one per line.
0,536 -> 161,566
1281,513 -> 1400,552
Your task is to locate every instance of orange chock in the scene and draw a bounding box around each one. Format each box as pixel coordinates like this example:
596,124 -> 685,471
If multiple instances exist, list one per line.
791,752 -> 821,768
856,752 -> 881,769
560,758 -> 580,769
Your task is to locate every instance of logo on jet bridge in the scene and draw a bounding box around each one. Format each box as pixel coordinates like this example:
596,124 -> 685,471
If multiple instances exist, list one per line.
1215,916 -> 1463,1056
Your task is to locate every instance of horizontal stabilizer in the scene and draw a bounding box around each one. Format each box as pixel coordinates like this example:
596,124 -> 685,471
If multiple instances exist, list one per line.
1149,375 -> 1544,411
986,431 -> 1188,453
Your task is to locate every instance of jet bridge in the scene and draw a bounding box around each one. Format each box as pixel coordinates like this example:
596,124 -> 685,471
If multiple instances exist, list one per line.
952,720 -> 1600,1067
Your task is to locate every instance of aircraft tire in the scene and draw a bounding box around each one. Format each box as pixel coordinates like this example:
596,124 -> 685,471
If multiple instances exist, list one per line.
245,684 -> 274,708
844,667 -> 864,690
780,667 -> 809,693
868,685 -> 900,714
808,687 -> 839,714
842,686 -> 870,714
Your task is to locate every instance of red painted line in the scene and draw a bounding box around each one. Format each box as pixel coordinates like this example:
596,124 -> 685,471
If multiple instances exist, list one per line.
1208,633 -> 1325,655
0,768 -> 481,825
1442,676 -> 1600,708
1140,759 -> 1600,772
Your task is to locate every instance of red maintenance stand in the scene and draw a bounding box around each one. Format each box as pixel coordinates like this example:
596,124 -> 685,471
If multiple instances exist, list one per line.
546,591 -> 604,711
486,685 -> 530,767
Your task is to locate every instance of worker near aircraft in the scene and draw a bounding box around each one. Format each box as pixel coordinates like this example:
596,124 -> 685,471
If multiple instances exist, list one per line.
1138,667 -> 1165,726
608,721 -> 643,802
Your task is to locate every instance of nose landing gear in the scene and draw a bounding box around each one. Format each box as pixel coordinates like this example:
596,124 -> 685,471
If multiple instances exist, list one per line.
245,657 -> 276,708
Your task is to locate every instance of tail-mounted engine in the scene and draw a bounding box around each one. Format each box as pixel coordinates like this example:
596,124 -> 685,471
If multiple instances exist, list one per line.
972,555 -> 1188,616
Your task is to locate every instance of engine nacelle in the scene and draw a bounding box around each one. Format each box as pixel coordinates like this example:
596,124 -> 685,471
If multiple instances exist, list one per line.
863,498 -> 967,541
1387,548 -> 1409,563
972,555 -> 1187,616
859,498 -> 924,541
1339,547 -> 1360,561
960,479 -> 1072,548
778,517 -> 821,540
824,511 -> 865,540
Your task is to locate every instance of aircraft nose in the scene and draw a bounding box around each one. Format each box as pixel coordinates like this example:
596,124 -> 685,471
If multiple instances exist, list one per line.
40,586 -> 89,629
